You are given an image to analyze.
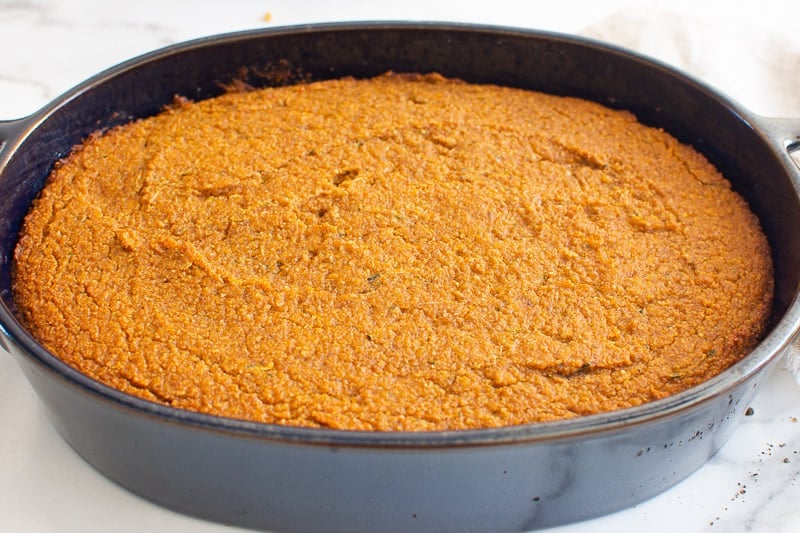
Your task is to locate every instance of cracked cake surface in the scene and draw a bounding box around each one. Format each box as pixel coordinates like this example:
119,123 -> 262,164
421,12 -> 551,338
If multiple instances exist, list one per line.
12,72 -> 773,430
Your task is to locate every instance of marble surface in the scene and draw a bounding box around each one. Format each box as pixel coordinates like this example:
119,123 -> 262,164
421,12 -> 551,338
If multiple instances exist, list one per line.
1,1 -> 799,532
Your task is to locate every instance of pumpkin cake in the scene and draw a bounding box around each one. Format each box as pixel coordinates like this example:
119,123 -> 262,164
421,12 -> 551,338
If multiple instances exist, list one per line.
12,72 -> 773,431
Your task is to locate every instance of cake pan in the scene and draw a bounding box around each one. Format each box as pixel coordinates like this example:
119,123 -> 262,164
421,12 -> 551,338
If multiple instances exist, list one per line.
1,23 -> 799,532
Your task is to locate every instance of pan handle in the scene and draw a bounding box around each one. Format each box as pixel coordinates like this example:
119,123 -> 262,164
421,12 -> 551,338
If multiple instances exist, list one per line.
759,117 -> 800,384
0,117 -> 32,357
759,116 -> 800,178
0,324 -> 11,356
0,117 -> 32,160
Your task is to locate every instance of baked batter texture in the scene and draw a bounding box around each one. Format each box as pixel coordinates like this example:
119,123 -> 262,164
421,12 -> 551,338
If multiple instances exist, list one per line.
13,73 -> 773,430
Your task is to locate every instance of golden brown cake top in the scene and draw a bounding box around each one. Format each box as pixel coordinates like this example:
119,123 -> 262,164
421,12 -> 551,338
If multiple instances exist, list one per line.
13,72 -> 773,431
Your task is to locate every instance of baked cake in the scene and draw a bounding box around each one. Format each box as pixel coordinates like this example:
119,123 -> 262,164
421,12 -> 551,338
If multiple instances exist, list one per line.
12,73 -> 773,430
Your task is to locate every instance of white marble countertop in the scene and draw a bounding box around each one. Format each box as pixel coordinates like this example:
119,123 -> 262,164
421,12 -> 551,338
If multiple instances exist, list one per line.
1,1 -> 799,532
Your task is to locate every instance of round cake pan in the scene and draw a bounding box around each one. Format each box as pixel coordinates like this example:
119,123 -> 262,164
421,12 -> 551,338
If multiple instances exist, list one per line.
1,22 -> 799,532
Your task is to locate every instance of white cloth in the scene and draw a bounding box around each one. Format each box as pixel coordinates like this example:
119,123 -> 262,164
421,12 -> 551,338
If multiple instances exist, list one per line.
580,2 -> 800,117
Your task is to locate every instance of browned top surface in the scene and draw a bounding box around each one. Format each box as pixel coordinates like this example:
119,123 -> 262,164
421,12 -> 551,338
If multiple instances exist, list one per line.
13,73 -> 773,431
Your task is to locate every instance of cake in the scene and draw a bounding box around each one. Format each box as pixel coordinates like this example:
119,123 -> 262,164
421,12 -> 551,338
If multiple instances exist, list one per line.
12,72 -> 773,431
